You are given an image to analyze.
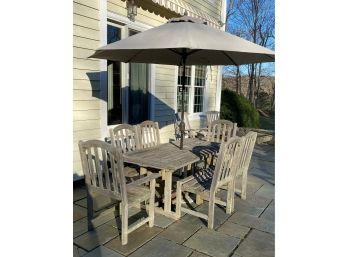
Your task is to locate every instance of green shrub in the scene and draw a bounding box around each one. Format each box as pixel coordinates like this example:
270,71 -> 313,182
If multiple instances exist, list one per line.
220,89 -> 260,128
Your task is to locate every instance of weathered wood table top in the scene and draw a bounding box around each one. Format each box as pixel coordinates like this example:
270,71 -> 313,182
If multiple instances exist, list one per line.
123,138 -> 220,171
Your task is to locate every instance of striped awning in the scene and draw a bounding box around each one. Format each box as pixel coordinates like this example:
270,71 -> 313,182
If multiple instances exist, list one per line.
150,0 -> 221,28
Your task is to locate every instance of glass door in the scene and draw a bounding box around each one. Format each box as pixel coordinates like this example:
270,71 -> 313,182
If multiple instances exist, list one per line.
128,29 -> 149,124
107,24 -> 122,125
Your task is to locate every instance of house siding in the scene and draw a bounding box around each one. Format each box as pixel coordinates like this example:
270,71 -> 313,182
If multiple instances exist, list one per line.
73,0 -> 224,179
73,0 -> 101,176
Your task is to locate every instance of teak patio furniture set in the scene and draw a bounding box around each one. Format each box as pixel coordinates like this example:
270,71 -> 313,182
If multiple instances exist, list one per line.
79,112 -> 257,245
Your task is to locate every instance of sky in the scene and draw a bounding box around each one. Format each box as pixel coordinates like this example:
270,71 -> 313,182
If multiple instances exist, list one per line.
223,0 -> 275,76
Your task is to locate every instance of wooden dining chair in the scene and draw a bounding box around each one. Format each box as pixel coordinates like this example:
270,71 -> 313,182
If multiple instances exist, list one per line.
137,120 -> 161,149
109,124 -> 141,179
236,131 -> 258,200
173,112 -> 195,139
176,136 -> 244,229
79,140 -> 160,245
206,119 -> 238,143
205,111 -> 220,127
109,124 -> 140,153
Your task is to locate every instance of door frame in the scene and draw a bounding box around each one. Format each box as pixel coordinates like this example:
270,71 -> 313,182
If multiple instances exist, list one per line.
100,12 -> 155,139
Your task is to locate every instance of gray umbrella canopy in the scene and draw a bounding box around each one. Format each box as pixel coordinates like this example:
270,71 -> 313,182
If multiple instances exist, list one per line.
90,16 -> 274,149
90,16 -> 274,65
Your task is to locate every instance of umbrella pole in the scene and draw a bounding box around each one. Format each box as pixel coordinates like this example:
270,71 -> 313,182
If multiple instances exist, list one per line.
180,54 -> 187,150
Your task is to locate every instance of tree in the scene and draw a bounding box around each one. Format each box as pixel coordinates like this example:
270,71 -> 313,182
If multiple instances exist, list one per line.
225,0 -> 275,106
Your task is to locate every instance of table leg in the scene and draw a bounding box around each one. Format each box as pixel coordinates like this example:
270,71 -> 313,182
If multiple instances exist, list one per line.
163,169 -> 172,213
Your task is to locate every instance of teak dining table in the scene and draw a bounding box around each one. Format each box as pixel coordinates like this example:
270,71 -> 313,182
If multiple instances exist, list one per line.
123,138 -> 220,219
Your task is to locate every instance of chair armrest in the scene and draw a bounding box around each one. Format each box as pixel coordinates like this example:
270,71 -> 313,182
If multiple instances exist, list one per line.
127,173 -> 161,187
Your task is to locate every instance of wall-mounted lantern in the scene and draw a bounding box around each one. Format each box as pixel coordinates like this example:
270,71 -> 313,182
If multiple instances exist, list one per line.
127,0 -> 137,22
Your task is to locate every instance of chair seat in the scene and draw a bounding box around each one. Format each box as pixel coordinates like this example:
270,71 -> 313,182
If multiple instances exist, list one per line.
124,165 -> 139,178
127,185 -> 151,203
181,168 -> 214,197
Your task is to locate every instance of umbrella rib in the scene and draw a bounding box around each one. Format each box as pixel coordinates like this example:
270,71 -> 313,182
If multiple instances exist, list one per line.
222,52 -> 238,66
168,48 -> 202,56
265,54 -> 275,61
126,49 -> 144,63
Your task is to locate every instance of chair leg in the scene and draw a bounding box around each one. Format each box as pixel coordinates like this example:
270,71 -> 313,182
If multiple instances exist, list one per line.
241,168 -> 248,200
226,181 -> 235,214
120,202 -> 128,245
149,179 -> 155,227
86,189 -> 94,231
176,182 -> 182,218
207,197 -> 215,229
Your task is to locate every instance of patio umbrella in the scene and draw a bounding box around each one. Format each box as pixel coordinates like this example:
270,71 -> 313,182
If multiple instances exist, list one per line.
90,16 -> 275,149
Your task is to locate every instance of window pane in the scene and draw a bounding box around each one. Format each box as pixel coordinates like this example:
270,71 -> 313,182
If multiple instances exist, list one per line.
107,25 -> 122,125
193,87 -> 204,113
194,65 -> 206,87
128,29 -> 149,124
177,66 -> 191,85
177,87 -> 189,112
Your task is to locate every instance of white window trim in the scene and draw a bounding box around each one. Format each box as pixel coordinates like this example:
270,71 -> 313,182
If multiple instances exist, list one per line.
175,65 -> 208,120
100,12 -> 155,137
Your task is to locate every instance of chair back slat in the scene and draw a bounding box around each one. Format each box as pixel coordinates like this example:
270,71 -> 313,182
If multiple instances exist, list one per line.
101,148 -> 111,190
110,124 -> 140,154
237,131 -> 257,173
210,137 -> 244,191
206,119 -> 237,143
93,146 -> 104,187
137,120 -> 160,149
206,111 -> 220,127
79,140 -> 127,202
86,147 -> 96,186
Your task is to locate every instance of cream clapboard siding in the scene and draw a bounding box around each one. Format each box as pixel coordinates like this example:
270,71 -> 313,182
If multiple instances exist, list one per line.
183,0 -> 222,22
73,0 -> 101,177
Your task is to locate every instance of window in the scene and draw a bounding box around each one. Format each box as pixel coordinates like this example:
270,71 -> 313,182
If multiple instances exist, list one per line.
193,65 -> 206,113
177,66 -> 191,112
177,65 -> 207,113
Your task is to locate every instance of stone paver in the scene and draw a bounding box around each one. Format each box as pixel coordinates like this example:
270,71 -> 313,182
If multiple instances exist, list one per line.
183,228 -> 240,257
83,246 -> 124,257
181,202 -> 230,229
105,226 -> 162,256
234,229 -> 274,257
251,218 -> 274,234
228,212 -> 259,227
75,194 -> 117,212
260,200 -> 275,221
74,186 -> 87,202
189,251 -> 212,257
153,213 -> 176,228
233,196 -> 268,217
129,237 -> 192,257
74,245 -> 88,257
255,184 -> 275,199
74,223 -> 118,251
158,220 -> 201,244
74,204 -> 87,222
74,217 -> 89,238
217,222 -> 250,239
